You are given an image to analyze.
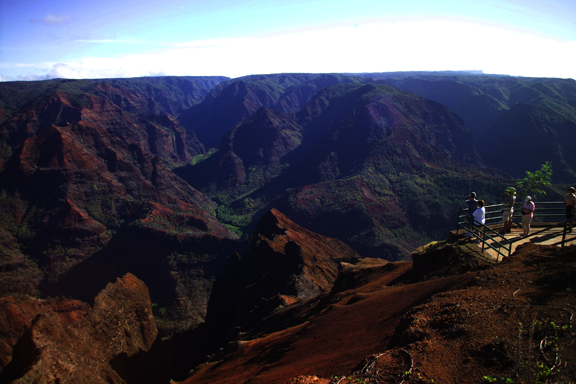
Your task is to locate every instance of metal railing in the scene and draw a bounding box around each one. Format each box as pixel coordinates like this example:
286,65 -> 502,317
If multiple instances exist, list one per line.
456,209 -> 513,258
457,201 -> 573,255
511,201 -> 566,224
516,218 -> 574,248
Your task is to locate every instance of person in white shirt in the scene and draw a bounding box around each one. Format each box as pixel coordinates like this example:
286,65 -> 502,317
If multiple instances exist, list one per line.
473,200 -> 486,226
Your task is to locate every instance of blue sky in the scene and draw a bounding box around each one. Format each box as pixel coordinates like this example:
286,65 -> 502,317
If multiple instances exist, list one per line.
1,0 -> 575,80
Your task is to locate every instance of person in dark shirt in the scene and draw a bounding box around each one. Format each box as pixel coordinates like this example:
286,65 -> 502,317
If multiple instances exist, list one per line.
465,192 -> 478,214
565,187 -> 576,232
501,187 -> 516,234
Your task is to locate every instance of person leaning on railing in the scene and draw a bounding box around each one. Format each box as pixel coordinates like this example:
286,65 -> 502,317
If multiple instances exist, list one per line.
521,196 -> 535,236
566,187 -> 576,233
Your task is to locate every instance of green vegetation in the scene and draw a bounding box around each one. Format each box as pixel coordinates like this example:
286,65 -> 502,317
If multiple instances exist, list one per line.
515,161 -> 553,199
215,203 -> 260,237
0,190 -> 37,240
482,315 -> 573,384
190,148 -> 218,165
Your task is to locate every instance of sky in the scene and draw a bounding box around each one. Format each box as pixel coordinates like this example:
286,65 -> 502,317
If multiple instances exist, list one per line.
1,0 -> 575,81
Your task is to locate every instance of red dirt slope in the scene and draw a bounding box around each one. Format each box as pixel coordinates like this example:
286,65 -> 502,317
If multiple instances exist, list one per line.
182,240 -> 576,384
183,259 -> 473,383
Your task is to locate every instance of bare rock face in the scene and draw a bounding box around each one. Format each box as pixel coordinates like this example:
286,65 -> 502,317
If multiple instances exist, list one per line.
84,273 -> 158,359
0,296 -> 90,373
0,273 -> 157,383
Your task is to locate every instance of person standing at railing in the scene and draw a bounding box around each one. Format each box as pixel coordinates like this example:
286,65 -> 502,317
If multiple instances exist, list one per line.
521,196 -> 535,236
565,187 -> 576,233
472,200 -> 486,243
501,187 -> 516,234
473,200 -> 486,225
464,192 -> 478,237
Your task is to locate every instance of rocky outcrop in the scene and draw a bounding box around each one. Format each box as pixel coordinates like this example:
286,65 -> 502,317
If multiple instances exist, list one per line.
0,78 -> 239,332
0,296 -> 90,373
0,273 -> 157,383
205,209 -> 361,337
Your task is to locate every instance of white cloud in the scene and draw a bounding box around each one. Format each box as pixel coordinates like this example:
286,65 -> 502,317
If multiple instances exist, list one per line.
5,20 -> 576,80
32,13 -> 71,25
0,74 -> 52,82
74,39 -> 150,45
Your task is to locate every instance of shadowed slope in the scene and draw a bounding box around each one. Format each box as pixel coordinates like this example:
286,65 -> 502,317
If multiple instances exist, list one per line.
477,103 -> 576,182
177,74 -> 366,148
205,208 -> 361,340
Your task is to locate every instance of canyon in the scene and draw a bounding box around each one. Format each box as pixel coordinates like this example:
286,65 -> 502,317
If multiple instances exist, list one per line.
0,72 -> 575,383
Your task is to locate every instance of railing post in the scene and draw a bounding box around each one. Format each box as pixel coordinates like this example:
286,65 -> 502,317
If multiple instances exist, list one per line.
456,210 -> 461,235
561,222 -> 567,248
481,227 -> 486,252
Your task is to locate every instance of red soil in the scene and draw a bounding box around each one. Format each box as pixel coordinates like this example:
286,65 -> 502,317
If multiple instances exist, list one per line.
181,241 -> 576,384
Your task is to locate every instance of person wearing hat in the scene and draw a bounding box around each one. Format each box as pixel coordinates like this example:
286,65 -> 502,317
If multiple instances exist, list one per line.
464,192 -> 478,237
520,196 -> 535,236
501,187 -> 516,234
565,187 -> 576,232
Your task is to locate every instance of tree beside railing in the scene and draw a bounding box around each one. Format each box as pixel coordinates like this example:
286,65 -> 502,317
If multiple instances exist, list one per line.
515,161 -> 552,200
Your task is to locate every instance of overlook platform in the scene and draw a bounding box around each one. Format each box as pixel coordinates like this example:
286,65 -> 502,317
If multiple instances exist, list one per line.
456,201 -> 575,263
481,225 -> 576,262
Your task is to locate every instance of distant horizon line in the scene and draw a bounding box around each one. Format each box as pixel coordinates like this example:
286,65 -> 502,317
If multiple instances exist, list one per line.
5,70 -> 576,83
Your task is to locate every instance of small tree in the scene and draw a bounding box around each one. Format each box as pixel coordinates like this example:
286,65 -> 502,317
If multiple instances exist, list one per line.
515,161 -> 552,199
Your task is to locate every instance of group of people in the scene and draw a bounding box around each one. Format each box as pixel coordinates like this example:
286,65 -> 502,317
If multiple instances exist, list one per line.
464,186 -> 576,238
